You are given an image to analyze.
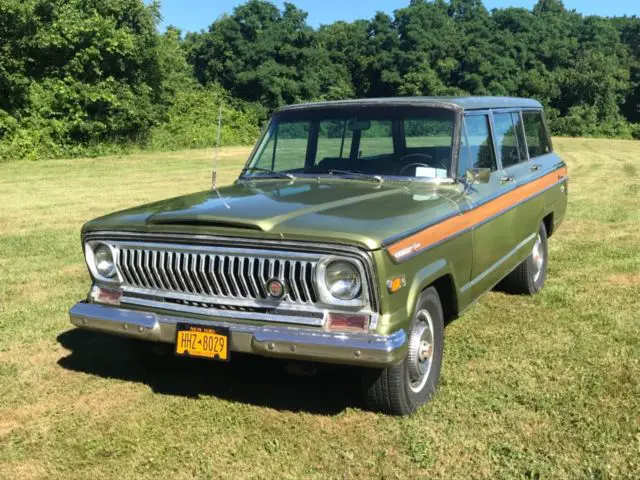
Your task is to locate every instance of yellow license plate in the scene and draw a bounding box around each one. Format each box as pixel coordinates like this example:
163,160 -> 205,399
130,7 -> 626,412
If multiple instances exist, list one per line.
175,324 -> 229,361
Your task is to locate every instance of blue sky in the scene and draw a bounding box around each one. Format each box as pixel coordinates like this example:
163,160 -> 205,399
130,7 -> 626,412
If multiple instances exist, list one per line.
158,0 -> 640,32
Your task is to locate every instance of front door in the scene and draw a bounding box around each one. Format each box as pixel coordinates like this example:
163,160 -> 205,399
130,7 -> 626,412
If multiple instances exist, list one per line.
458,113 -> 517,298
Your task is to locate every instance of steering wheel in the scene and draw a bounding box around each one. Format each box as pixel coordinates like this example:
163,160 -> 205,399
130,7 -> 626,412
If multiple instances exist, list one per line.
398,153 -> 450,176
398,153 -> 434,176
398,162 -> 431,176
399,153 -> 432,163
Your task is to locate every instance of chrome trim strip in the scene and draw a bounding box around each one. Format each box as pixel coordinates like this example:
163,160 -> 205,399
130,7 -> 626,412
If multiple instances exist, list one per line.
69,302 -> 404,367
289,261 -> 301,301
460,233 -> 536,293
115,244 -> 362,311
119,285 -> 330,313
388,176 -> 567,263
238,257 -> 250,297
121,295 -> 327,326
381,163 -> 566,248
180,253 -> 196,292
216,255 -> 230,295
190,254 -> 205,293
301,262 -> 312,301
82,231 -> 381,313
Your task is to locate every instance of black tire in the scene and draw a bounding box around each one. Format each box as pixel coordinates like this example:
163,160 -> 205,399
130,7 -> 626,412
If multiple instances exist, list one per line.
500,222 -> 548,295
362,287 -> 444,416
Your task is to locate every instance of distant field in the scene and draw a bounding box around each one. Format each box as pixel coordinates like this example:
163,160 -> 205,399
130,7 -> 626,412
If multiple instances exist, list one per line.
0,138 -> 638,479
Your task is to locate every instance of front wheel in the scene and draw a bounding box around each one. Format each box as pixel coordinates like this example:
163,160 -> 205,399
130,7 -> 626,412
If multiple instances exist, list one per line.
362,287 -> 444,415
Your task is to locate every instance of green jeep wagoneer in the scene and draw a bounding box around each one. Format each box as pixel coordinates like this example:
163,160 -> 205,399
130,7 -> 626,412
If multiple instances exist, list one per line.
70,97 -> 568,415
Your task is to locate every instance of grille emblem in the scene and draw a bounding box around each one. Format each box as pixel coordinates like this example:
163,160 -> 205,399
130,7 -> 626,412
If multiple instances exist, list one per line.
266,278 -> 286,299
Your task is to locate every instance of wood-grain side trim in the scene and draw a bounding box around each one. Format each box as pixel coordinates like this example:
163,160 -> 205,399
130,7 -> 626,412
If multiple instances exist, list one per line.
387,167 -> 568,261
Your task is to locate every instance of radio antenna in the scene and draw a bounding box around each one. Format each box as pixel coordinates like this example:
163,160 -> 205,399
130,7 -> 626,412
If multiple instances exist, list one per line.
211,103 -> 223,190
211,103 -> 231,208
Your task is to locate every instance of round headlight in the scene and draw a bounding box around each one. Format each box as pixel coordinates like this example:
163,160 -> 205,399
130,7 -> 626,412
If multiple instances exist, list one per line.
325,261 -> 361,300
94,244 -> 116,278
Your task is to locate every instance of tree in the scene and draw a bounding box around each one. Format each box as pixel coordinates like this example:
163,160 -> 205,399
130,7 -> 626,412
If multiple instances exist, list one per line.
187,0 -> 351,111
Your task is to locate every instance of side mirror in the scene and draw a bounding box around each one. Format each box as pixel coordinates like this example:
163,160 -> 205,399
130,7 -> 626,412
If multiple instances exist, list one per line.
465,168 -> 491,185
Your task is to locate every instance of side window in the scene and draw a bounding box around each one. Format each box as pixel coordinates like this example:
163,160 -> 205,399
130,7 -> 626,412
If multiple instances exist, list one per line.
458,114 -> 496,176
358,120 -> 393,158
522,111 -> 552,157
493,112 -> 527,168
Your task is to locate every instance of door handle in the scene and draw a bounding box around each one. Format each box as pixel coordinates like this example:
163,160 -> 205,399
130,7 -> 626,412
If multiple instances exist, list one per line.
530,164 -> 541,172
500,175 -> 515,184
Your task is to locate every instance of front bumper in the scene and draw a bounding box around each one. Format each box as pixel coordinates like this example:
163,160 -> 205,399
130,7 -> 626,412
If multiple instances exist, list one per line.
69,302 -> 407,367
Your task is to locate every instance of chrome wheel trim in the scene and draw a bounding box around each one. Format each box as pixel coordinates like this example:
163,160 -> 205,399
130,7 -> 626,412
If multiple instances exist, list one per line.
532,233 -> 544,283
407,309 -> 435,393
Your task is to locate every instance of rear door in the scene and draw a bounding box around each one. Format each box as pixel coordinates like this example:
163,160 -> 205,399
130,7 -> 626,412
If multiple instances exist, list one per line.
492,111 -> 544,250
521,110 -> 567,224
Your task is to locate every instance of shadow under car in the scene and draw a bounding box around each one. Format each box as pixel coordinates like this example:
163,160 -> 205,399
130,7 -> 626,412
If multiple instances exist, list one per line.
57,328 -> 364,415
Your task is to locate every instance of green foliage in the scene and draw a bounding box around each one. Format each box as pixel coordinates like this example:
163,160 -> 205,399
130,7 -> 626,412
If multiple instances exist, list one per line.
1,0 -> 639,161
0,0 -> 260,162
185,0 -> 353,111
147,84 -> 261,151
189,0 -> 640,139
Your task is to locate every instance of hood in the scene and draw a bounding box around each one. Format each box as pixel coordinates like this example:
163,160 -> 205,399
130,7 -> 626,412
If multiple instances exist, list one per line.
84,179 -> 465,250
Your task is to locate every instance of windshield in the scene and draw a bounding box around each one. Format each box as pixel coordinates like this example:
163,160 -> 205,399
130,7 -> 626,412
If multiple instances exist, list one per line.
244,106 -> 457,181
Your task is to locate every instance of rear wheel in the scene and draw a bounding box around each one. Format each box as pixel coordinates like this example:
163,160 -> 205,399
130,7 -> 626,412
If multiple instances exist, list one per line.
362,287 -> 444,415
501,222 -> 548,295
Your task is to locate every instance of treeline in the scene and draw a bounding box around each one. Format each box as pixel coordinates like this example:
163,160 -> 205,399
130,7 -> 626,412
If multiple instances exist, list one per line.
0,0 -> 260,161
1,0 -> 639,161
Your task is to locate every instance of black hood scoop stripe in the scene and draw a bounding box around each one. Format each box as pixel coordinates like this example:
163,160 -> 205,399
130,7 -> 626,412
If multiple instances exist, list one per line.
147,217 -> 265,231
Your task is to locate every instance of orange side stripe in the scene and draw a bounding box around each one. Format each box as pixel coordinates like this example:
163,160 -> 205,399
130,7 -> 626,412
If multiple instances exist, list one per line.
387,167 -> 568,260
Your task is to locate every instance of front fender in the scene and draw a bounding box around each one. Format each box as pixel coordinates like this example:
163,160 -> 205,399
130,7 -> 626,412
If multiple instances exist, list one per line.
372,232 -> 470,335
405,258 -> 456,318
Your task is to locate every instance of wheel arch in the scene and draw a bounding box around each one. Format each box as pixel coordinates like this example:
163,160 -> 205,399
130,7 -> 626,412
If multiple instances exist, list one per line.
542,212 -> 554,238
405,259 -> 460,326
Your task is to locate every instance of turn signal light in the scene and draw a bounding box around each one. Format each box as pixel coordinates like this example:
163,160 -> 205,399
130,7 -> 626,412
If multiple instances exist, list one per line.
91,286 -> 122,306
386,275 -> 406,293
326,313 -> 370,332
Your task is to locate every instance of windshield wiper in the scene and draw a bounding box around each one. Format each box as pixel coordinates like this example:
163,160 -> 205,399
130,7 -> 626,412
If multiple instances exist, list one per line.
241,167 -> 296,180
328,169 -> 384,184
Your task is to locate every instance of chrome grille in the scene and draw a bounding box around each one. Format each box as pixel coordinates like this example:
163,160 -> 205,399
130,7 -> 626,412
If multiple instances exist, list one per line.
116,246 -> 319,305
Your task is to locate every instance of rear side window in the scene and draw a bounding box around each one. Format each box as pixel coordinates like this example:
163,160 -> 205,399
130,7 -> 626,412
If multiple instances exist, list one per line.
458,115 -> 497,175
493,112 -> 527,168
522,111 -> 552,157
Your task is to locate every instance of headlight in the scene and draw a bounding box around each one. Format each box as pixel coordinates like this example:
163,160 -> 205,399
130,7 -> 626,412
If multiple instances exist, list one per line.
325,261 -> 361,300
94,244 -> 116,278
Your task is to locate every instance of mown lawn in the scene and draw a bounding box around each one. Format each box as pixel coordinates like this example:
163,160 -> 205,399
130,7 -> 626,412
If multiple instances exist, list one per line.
0,138 -> 638,479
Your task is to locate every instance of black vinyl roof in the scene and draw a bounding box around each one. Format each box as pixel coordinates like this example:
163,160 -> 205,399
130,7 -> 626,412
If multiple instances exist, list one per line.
276,96 -> 543,113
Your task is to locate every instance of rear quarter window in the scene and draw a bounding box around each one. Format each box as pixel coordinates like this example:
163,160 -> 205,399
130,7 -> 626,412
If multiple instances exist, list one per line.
523,111 -> 552,157
493,112 -> 527,168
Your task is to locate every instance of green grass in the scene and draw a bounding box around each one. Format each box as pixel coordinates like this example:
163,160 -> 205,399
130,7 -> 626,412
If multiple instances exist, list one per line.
0,138 -> 639,479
